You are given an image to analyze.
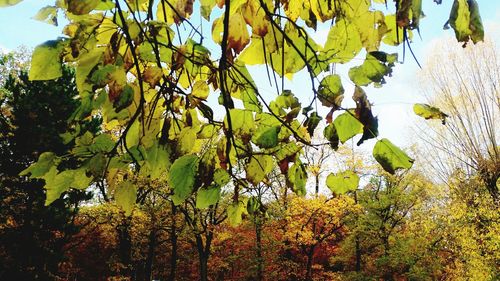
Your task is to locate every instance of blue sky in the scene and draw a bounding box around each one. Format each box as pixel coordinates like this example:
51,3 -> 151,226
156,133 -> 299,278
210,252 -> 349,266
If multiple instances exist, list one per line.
1,0 -> 499,149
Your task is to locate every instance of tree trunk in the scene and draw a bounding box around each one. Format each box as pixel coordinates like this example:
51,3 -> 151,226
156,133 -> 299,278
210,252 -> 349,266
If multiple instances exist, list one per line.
305,246 -> 315,281
167,204 -> 178,281
199,252 -> 209,281
144,228 -> 156,281
355,237 -> 361,272
196,233 -> 212,281
354,191 -> 361,272
315,175 -> 319,195
117,216 -> 133,278
255,215 -> 264,281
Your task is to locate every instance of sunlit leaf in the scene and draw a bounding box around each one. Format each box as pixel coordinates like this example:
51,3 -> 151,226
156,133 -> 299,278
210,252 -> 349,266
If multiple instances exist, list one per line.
413,103 -> 448,124
0,0 -> 22,7
143,142 -> 171,180
196,186 -> 221,209
29,40 -> 64,81
324,19 -> 362,63
115,180 -> 137,216
253,126 -> 279,149
349,52 -> 397,86
373,138 -> 414,174
288,162 -> 306,196
169,155 -> 199,205
448,0 -> 483,44
66,0 -> 100,15
318,74 -> 344,108
246,155 -> 274,185
227,200 -> 247,226
20,152 -> 57,178
32,5 -> 58,26
326,170 -> 359,195
333,112 -> 363,143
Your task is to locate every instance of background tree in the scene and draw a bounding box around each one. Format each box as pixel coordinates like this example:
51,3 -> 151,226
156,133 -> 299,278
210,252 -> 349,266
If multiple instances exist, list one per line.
0,52 -> 92,280
333,169 -> 448,280
412,36 -> 500,280
415,38 -> 499,201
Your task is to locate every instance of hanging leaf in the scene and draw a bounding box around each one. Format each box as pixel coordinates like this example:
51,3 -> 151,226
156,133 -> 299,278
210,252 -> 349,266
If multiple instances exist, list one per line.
326,170 -> 359,195
29,40 -> 64,81
32,6 -> 58,26
349,52 -> 397,87
0,0 -> 23,7
115,180 -> 137,216
227,200 -> 247,226
353,86 -> 378,145
318,74 -> 344,109
323,19 -> 362,63
196,186 -> 221,209
448,0 -> 483,44
253,126 -> 279,149
246,155 -> 274,185
323,123 -> 339,150
288,162 -> 307,196
413,103 -> 448,124
333,112 -> 363,143
43,168 -> 73,206
169,155 -> 199,205
66,0 -> 100,15
20,152 -> 57,178
304,112 -> 322,137
373,138 -> 414,174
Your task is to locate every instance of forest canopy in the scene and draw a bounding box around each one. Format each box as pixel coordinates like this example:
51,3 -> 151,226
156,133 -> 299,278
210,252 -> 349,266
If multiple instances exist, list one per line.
1,0 -> 499,281
1,0 -> 485,209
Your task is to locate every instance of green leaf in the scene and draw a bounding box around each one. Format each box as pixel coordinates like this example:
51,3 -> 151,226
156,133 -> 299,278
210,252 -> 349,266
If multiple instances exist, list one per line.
143,142 -> 171,180
348,52 -> 397,86
43,168 -> 73,205
253,126 -> 279,148
29,40 -> 64,81
373,138 -> 414,174
32,6 -> 58,26
448,0 -> 484,44
67,0 -> 100,15
76,48 -> 105,92
0,0 -> 23,7
225,109 -> 254,137
305,112 -> 322,137
246,155 -> 274,185
247,196 -> 261,216
196,186 -> 221,209
326,170 -> 359,195
323,19 -> 362,63
177,127 -> 197,155
214,168 -> 230,186
91,134 -> 115,153
169,155 -> 199,205
288,163 -> 306,196
227,200 -> 247,226
318,74 -> 344,108
115,180 -> 137,216
333,112 -> 363,143
20,152 -> 57,178
413,103 -> 448,124
323,123 -> 339,150
71,168 -> 92,189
